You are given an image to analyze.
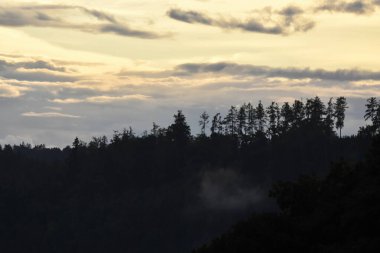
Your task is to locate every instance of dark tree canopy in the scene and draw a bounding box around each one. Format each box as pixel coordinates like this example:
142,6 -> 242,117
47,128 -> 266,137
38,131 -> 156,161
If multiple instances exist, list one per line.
167,110 -> 191,145
0,96 -> 377,253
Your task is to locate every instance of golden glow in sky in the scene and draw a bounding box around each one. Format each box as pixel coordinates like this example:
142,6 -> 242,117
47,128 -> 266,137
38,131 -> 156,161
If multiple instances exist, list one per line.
1,0 -> 380,145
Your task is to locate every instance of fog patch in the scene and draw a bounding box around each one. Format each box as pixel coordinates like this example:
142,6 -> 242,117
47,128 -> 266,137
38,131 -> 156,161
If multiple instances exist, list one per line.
200,168 -> 263,211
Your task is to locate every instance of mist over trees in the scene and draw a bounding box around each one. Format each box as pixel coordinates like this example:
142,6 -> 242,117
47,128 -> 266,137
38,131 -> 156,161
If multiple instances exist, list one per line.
194,135 -> 380,253
0,96 -> 379,253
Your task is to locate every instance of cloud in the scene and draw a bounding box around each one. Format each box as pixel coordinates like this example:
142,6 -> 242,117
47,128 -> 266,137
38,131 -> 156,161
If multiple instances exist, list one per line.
0,59 -> 79,82
0,4 -> 167,39
315,0 -> 377,14
167,6 -> 315,35
168,1 -> 380,35
170,62 -> 380,81
0,53 -> 103,67
99,24 -> 164,39
167,9 -> 213,25
0,82 -> 29,97
22,111 -> 80,118
50,94 -> 151,104
121,62 -> 380,82
44,106 -> 62,111
19,60 -> 67,72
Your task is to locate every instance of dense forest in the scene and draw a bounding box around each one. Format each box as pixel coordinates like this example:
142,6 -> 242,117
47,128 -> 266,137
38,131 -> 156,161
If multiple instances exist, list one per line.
0,96 -> 380,253
194,136 -> 380,253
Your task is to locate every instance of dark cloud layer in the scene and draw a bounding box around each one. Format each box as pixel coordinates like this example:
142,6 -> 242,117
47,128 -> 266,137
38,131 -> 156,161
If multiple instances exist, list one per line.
122,62 -> 380,82
167,9 -> 213,25
0,59 -> 78,82
0,4 -> 167,39
175,62 -> 380,81
18,60 -> 67,72
167,7 -> 315,35
316,0 -> 378,14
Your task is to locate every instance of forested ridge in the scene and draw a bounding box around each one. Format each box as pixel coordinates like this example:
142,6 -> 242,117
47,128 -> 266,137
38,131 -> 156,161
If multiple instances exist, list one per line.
1,96 -> 380,253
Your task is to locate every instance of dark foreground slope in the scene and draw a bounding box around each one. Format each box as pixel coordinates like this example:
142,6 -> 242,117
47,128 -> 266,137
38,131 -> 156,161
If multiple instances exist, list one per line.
0,128 -> 371,253
194,136 -> 380,253
1,95 -> 378,253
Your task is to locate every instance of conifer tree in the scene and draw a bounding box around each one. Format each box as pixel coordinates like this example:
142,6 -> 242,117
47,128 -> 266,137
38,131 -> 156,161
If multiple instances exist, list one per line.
334,97 -> 348,138
167,110 -> 191,146
266,102 -> 280,138
364,97 -> 377,121
292,100 -> 305,127
245,103 -> 256,136
280,102 -> 293,133
224,106 -> 238,136
364,97 -> 380,132
255,101 -> 267,133
325,98 -> 335,131
306,97 -> 325,124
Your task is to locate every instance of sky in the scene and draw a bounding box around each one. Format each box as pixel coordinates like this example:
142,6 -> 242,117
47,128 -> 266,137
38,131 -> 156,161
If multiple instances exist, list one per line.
1,0 -> 380,147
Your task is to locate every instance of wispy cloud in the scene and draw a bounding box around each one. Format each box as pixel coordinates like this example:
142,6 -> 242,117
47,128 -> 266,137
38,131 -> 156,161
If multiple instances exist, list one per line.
0,4 -> 168,39
44,106 -> 62,111
22,111 -> 80,118
50,94 -> 151,104
137,62 -> 380,82
167,6 -> 315,35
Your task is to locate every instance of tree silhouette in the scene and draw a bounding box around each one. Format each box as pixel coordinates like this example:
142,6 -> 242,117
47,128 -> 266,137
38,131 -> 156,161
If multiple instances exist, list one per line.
245,103 -> 256,136
88,136 -> 108,149
306,96 -> 325,125
266,102 -> 280,138
210,113 -> 223,135
334,97 -> 348,138
364,97 -> 380,134
255,101 -> 266,134
151,122 -> 160,137
167,110 -> 191,146
224,106 -> 238,136
199,111 -> 210,136
364,97 -> 377,121
325,98 -> 335,131
237,105 -> 247,138
280,102 -> 293,134
292,100 -> 305,128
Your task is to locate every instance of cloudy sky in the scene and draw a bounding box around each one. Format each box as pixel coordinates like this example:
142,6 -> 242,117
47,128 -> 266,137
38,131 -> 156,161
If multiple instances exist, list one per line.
1,0 -> 380,147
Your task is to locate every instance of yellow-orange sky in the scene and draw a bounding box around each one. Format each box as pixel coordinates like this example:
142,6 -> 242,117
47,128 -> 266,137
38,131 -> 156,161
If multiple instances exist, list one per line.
1,0 -> 380,146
